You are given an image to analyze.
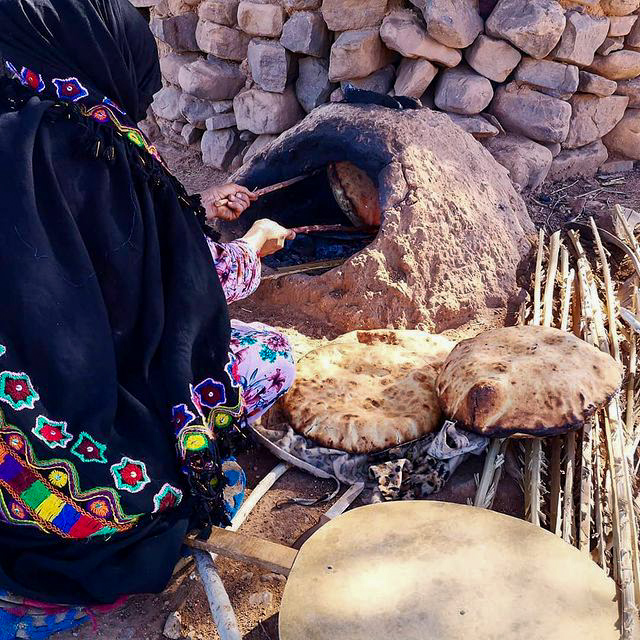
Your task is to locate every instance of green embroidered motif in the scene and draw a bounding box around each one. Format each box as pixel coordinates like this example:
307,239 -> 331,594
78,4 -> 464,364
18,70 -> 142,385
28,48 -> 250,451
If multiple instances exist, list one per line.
0,346 -> 6,357
110,457 -> 150,494
32,415 -> 73,449
0,371 -> 39,411
70,432 -> 108,463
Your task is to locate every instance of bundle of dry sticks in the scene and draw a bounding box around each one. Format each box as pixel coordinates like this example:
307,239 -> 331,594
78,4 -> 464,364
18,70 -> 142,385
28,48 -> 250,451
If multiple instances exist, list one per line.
474,205 -> 640,639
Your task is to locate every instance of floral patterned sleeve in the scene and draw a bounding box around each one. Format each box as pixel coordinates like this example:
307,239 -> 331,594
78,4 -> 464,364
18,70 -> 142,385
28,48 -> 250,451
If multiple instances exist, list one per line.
206,237 -> 262,304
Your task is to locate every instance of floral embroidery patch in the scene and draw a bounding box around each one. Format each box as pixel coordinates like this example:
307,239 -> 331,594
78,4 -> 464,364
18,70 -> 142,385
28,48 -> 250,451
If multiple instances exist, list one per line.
110,457 -> 150,494
0,372 -> 39,411
172,404 -> 196,432
10,502 -> 27,520
152,483 -> 183,513
192,378 -> 226,410
88,498 -> 111,518
32,415 -> 73,449
90,107 -> 111,124
70,432 -> 107,463
126,129 -> 145,147
19,67 -> 45,92
7,434 -> 23,452
52,77 -> 89,102
212,411 -> 233,429
184,433 -> 208,452
48,470 -> 68,488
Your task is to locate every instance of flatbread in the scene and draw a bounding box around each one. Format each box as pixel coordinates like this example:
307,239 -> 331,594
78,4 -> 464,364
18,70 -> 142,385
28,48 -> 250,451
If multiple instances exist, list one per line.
436,325 -> 623,437
281,330 -> 455,454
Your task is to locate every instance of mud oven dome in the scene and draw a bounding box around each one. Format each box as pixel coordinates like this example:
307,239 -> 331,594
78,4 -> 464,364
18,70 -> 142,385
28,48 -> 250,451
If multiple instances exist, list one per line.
219,103 -> 535,333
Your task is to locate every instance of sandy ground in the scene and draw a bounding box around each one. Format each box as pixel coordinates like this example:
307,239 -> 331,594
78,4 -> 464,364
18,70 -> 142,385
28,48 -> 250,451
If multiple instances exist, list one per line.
55,139 -> 639,640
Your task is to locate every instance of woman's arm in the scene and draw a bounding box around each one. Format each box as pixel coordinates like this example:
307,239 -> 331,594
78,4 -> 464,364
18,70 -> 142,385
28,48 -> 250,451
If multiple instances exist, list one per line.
207,220 -> 296,304
207,237 -> 261,304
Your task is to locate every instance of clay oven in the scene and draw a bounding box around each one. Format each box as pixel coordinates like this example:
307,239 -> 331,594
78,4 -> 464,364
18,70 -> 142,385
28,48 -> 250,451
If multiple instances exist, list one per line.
224,103 -> 535,333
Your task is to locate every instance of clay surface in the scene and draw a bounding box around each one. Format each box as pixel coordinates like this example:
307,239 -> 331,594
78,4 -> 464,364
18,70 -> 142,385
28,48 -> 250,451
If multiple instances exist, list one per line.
229,103 -> 534,333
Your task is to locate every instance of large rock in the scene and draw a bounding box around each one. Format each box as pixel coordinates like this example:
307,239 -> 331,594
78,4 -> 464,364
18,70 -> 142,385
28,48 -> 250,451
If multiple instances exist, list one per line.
342,66 -> 396,94
198,0 -> 239,26
179,58 -> 245,100
484,134 -> 553,191
578,71 -> 617,97
205,113 -> 237,130
181,123 -> 202,146
603,109 -> 640,159
588,51 -> 640,80
616,77 -> 640,107
234,87 -> 304,134
152,86 -> 183,121
159,52 -> 199,86
195,20 -> 251,61
394,59 -> 438,99
464,35 -> 522,83
150,14 -> 199,52
552,11 -> 609,67
380,10 -> 462,67
229,104 -> 534,332
280,11 -> 330,57
434,66 -> 494,115
237,2 -> 285,37
321,0 -> 388,31
179,93 -> 233,128
486,0 -> 566,60
491,84 -> 572,144
563,94 -> 628,148
421,0 -> 483,49
329,29 -> 395,82
201,128 -> 241,169
514,58 -> 578,100
296,57 -> 334,113
284,0 -> 322,11
598,37 -> 623,56
608,15 -> 637,37
448,113 -> 500,139
547,140 -> 608,181
600,0 -> 640,15
247,39 -> 293,93
627,16 -> 640,48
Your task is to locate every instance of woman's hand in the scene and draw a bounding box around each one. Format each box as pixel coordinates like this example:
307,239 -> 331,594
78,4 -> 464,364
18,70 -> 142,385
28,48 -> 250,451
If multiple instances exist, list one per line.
201,183 -> 257,222
241,219 -> 296,257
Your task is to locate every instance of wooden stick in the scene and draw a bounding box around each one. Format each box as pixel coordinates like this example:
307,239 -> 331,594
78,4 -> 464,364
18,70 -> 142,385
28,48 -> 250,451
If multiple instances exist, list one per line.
562,431 -> 577,544
213,174 -> 311,207
474,438 -> 506,509
532,228 -> 545,326
542,231 -> 561,327
593,414 -> 607,569
615,204 -> 640,253
290,224 -> 377,234
626,287 -> 638,447
185,528 -> 298,577
261,258 -> 345,280
590,218 -> 621,363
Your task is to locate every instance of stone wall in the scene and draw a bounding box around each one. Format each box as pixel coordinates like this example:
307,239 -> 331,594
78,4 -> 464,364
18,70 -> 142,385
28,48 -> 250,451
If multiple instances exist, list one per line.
141,0 -> 640,190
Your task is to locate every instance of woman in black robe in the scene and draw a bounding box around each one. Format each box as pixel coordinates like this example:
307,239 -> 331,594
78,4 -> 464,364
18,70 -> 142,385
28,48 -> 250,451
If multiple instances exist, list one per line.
0,0 -> 295,636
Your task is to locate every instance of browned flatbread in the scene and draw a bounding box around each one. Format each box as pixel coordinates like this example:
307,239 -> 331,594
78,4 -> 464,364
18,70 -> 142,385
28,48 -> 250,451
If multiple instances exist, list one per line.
281,330 -> 455,454
436,326 -> 623,437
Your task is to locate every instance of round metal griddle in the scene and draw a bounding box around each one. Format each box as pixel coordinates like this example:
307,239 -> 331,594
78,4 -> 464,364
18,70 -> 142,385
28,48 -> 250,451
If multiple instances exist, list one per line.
279,501 -> 619,640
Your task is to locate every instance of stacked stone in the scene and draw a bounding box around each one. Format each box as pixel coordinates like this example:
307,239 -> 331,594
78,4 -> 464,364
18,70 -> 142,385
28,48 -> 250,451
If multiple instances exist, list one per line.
145,0 -> 640,188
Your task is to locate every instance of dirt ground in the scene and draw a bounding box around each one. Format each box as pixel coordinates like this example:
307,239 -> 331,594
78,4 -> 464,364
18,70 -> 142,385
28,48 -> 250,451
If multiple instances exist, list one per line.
56,139 -> 639,640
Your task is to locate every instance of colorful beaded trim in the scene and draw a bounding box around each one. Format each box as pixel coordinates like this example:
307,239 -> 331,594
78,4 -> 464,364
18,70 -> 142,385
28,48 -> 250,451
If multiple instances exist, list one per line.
0,419 -> 141,538
4,60 -> 163,166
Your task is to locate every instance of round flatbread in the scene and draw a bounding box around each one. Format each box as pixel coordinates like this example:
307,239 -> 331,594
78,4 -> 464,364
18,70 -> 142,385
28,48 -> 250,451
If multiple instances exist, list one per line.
436,325 -> 623,437
281,330 -> 455,454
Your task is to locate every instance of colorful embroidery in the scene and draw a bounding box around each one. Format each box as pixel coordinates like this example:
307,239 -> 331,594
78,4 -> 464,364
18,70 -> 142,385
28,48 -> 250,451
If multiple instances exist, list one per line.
192,378 -> 226,411
152,483 -> 183,513
19,68 -> 45,92
48,470 -> 68,488
110,457 -> 150,494
212,411 -> 233,429
172,404 -> 195,432
88,498 -> 110,518
103,96 -> 126,115
0,415 -> 140,538
4,61 -> 19,79
70,432 -> 107,463
126,130 -> 145,148
90,107 -> 111,124
52,77 -> 89,102
32,416 -> 72,449
176,426 -> 211,459
0,346 -> 5,357
0,372 -> 39,411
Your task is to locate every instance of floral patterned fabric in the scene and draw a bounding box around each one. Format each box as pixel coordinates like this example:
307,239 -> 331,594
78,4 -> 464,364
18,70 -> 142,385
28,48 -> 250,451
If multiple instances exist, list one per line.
208,238 -> 296,421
